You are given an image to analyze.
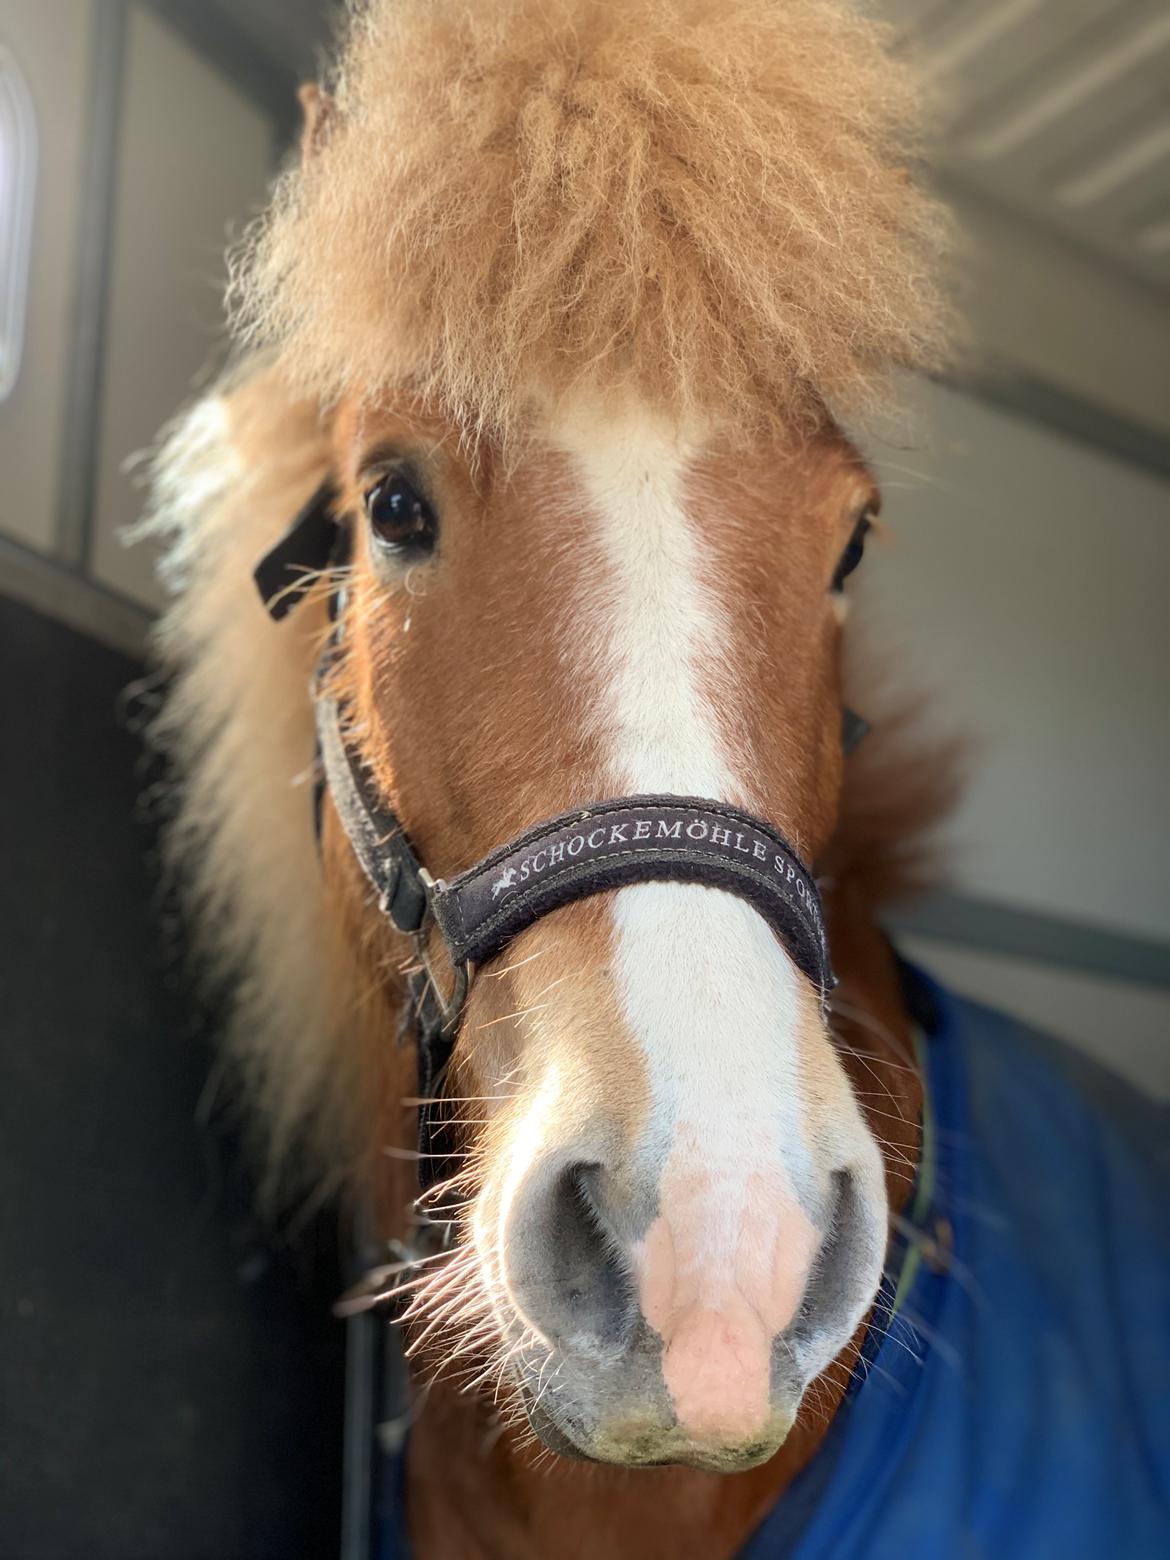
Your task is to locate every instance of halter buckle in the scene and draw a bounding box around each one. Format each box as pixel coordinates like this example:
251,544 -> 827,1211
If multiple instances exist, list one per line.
414,869 -> 471,1030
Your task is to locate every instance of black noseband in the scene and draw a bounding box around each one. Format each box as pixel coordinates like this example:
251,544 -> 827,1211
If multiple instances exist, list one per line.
320,680 -> 832,990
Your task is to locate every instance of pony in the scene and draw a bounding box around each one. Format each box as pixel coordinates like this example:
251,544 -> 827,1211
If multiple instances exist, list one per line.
141,1 -> 964,1554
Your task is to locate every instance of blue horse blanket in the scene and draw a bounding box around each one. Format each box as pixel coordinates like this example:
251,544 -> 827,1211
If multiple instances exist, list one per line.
741,969 -> 1170,1559
378,970 -> 1170,1556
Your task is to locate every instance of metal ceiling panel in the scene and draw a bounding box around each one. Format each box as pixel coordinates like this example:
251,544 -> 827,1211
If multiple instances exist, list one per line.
887,0 -> 1170,289
222,0 -> 1170,293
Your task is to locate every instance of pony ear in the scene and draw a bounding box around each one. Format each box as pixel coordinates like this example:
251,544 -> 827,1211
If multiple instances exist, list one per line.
253,478 -> 340,621
298,83 -> 334,167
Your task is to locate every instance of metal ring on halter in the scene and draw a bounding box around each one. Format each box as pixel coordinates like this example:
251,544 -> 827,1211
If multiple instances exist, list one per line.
415,869 -> 471,1029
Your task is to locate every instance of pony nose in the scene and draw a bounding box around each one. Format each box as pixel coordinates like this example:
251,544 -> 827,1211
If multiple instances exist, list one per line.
503,1159 -> 638,1360
632,1147 -> 822,1443
501,1147 -> 827,1446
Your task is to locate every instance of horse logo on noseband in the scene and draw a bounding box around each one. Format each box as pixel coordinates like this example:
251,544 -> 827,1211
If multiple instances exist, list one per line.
491,866 -> 519,899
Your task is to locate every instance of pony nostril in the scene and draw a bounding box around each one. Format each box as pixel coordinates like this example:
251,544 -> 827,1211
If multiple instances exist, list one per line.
788,1169 -> 882,1361
506,1160 -> 636,1359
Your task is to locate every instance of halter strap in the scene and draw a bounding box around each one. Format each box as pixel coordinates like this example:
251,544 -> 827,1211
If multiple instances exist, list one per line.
314,686 -> 430,939
315,687 -> 832,984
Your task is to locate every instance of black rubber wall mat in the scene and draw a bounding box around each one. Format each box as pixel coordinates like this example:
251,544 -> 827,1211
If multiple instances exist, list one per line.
0,596 -> 344,1560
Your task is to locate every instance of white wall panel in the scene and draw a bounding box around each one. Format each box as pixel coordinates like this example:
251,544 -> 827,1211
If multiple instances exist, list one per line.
861,377 -> 1170,944
0,1 -> 93,554
90,3 -> 274,609
953,186 -> 1170,439
888,0 -> 1170,295
900,936 -> 1170,1102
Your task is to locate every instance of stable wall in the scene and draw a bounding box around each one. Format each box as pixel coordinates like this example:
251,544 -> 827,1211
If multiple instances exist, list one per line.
0,0 -> 93,554
862,378 -> 1170,1097
0,0 -> 277,623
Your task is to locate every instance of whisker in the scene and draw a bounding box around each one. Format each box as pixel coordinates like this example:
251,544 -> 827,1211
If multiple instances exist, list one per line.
485,946 -> 553,978
828,1034 -> 920,1077
401,1095 -> 514,1106
472,998 -> 558,1033
829,997 -> 918,1070
888,1212 -> 984,1307
381,1144 -> 477,1161
855,1103 -> 922,1129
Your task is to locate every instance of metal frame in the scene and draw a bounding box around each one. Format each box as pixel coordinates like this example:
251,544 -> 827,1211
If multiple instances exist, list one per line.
55,0 -> 128,572
0,533 -> 150,659
887,891 -> 1170,990
141,0 -> 301,148
0,43 -> 39,402
9,0 -> 298,660
950,365 -> 1170,484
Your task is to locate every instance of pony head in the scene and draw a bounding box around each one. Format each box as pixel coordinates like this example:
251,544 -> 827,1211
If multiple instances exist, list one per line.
147,0 -> 950,1473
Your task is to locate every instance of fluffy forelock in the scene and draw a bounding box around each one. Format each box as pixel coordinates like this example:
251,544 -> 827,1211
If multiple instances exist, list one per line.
232,0 -> 951,442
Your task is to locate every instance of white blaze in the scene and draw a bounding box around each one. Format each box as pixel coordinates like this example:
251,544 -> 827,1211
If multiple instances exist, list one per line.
550,399 -> 818,1208
538,400 -> 886,1438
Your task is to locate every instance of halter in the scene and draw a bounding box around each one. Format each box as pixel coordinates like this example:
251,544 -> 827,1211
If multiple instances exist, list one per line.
255,481 -> 856,1193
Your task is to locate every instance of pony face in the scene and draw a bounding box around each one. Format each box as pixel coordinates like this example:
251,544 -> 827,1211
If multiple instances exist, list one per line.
326,389 -> 894,1469
145,0 -> 947,1489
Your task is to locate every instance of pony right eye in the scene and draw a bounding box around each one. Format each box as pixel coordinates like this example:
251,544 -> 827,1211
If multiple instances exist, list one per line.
364,472 -> 438,559
831,512 -> 872,593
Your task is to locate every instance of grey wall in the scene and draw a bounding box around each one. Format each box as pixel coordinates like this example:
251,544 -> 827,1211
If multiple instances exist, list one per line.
92,3 -> 276,608
0,0 -> 93,555
0,0 -> 281,639
861,377 -> 1170,1097
865,377 -> 1170,943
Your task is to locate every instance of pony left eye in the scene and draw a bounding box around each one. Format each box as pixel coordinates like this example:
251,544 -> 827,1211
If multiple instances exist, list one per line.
364,473 -> 437,558
831,513 -> 872,593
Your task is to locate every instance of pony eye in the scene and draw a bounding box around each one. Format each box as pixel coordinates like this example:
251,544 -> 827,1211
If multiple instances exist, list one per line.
831,513 -> 872,593
364,473 -> 437,558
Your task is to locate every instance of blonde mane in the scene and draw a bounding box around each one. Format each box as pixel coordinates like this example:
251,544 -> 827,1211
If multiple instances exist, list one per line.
143,0 -> 955,1192
141,368 -> 362,1191
233,0 -> 950,444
